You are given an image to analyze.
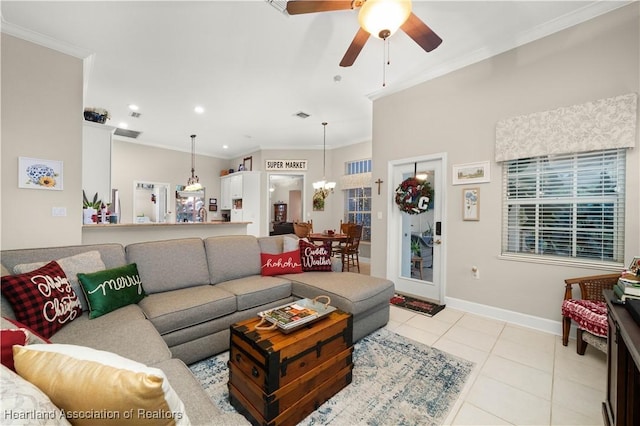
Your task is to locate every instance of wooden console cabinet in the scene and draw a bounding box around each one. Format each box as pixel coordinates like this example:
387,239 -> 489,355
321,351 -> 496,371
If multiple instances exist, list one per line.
273,203 -> 287,222
603,290 -> 640,426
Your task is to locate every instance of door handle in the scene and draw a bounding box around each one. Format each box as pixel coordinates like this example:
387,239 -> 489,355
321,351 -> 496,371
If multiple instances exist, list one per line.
434,240 -> 442,245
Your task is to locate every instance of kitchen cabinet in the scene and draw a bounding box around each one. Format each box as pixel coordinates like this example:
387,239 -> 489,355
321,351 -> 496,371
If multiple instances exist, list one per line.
221,171 -> 263,236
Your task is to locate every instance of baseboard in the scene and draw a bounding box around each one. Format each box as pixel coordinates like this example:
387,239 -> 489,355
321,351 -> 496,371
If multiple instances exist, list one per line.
445,296 -> 574,338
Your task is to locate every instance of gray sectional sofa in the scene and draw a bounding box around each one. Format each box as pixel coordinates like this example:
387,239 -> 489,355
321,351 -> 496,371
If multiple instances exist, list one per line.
1,234 -> 395,424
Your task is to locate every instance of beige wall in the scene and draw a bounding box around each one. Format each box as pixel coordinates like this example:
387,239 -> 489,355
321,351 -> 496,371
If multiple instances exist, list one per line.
371,4 -> 640,322
1,35 -> 84,249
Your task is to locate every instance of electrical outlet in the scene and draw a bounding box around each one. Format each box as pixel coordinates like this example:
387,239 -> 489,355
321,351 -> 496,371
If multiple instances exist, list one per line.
377,211 -> 383,219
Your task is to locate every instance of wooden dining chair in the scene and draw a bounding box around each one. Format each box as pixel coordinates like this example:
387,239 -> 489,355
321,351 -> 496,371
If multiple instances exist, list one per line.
293,221 -> 312,238
335,224 -> 362,272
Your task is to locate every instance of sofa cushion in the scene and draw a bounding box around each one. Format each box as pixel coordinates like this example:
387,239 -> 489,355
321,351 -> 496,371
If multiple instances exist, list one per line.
78,263 -> 146,319
258,235 -> 285,254
153,358 -> 221,424
285,272 -> 395,316
13,344 -> 190,426
0,364 -> 71,426
1,244 -> 126,272
126,238 -> 210,294
138,285 -> 236,335
205,235 -> 262,284
216,275 -> 292,311
1,261 -> 83,338
261,250 -> 303,276
49,304 -> 171,366
13,250 -> 106,312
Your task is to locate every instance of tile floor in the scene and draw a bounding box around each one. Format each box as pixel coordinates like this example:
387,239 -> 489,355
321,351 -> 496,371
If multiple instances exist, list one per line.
385,305 -> 607,425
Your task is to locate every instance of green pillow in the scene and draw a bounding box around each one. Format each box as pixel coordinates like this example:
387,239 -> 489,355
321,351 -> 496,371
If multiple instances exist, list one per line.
77,263 -> 146,319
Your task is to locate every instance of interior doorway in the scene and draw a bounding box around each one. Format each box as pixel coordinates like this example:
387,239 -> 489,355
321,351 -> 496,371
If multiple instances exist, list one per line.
266,173 -> 305,232
388,154 -> 446,303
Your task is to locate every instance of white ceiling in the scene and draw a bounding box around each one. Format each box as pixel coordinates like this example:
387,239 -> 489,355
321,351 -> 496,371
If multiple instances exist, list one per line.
1,1 -> 630,159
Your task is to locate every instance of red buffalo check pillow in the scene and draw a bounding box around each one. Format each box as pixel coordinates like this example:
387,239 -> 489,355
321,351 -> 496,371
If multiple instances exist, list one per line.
1,261 -> 83,338
260,250 -> 303,276
299,240 -> 332,272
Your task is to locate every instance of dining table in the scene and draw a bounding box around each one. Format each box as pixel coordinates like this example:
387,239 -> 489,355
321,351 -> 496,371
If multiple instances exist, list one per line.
308,233 -> 349,256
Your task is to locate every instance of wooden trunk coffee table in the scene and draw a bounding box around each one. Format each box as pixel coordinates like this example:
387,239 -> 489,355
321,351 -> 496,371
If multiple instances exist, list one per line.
228,309 -> 353,426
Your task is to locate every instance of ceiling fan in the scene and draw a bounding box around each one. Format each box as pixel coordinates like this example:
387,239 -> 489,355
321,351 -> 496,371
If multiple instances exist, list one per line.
286,0 -> 442,67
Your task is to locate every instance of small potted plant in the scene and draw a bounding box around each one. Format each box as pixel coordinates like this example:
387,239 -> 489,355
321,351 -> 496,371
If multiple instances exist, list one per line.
82,191 -> 101,224
411,239 -> 421,257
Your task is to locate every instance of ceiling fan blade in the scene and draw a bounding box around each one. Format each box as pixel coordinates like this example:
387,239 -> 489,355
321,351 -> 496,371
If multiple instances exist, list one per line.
286,1 -> 355,15
400,12 -> 442,53
339,27 -> 370,67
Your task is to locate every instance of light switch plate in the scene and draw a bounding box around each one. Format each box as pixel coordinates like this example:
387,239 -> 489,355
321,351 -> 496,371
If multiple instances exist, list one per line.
52,207 -> 67,217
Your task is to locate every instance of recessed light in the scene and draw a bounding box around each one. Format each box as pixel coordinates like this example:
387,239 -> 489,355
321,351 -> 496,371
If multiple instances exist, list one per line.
222,145 -> 229,149
128,104 -> 139,111
118,122 -> 128,129
194,106 -> 204,114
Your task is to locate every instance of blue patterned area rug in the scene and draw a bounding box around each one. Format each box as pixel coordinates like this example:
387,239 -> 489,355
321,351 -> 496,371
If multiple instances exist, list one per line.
190,328 -> 475,425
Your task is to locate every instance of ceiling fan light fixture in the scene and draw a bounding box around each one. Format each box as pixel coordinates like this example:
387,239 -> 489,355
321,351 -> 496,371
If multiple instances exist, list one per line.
358,0 -> 412,39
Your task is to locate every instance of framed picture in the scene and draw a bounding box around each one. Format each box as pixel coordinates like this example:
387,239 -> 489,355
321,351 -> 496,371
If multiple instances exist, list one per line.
243,156 -> 253,172
452,161 -> 491,185
18,157 -> 64,190
629,256 -> 640,274
209,204 -> 218,212
209,198 -> 217,205
463,187 -> 480,221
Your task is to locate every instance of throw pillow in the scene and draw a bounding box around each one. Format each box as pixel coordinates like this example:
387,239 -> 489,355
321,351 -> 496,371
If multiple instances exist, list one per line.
0,329 -> 28,371
299,240 -> 332,272
0,364 -> 71,426
260,250 -> 303,276
1,261 -> 83,338
77,263 -> 146,319
13,250 -> 107,312
1,316 -> 51,344
13,344 -> 189,426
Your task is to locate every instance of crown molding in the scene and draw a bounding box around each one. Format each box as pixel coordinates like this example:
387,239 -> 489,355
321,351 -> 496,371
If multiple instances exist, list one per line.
1,16 -> 95,103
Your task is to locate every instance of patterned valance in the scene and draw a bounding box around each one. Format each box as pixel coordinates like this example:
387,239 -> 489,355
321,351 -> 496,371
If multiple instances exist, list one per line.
339,172 -> 372,190
495,93 -> 637,162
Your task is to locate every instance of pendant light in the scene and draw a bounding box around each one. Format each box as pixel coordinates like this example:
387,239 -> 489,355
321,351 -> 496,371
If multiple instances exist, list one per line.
313,122 -> 336,198
185,134 -> 203,191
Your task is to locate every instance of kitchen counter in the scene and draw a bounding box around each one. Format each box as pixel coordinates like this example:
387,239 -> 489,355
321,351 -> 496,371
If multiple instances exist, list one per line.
82,221 -> 251,245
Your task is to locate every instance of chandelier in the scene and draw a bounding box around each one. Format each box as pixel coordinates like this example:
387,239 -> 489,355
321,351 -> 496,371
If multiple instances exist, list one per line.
312,122 -> 336,199
184,134 -> 203,191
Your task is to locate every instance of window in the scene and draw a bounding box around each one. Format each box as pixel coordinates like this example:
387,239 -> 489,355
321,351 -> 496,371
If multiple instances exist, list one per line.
502,149 -> 625,264
344,159 -> 372,242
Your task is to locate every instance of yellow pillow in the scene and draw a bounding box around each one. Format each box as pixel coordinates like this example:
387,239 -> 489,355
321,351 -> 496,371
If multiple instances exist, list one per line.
13,344 -> 189,426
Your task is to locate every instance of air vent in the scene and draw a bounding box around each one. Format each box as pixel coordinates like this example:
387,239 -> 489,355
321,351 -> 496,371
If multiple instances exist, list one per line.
130,111 -> 141,118
114,128 -> 142,139
294,111 -> 310,119
264,0 -> 288,14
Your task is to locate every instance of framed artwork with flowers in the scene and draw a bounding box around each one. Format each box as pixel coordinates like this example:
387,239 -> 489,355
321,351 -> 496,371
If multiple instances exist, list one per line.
18,157 -> 63,190
463,187 -> 479,221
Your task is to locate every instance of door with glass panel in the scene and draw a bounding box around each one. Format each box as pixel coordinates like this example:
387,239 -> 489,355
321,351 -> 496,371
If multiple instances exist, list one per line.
388,155 -> 445,303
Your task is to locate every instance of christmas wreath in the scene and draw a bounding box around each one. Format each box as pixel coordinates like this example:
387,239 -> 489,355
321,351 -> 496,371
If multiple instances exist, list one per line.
395,177 -> 433,215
